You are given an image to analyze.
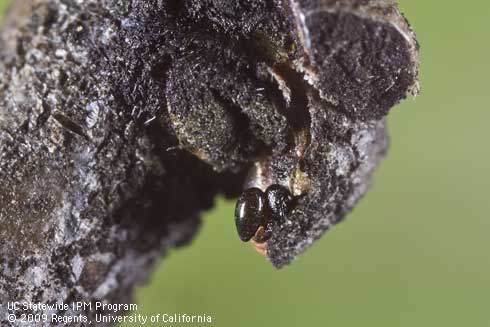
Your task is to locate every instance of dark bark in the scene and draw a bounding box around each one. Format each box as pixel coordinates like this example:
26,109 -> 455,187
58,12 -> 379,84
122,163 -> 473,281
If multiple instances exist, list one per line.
0,0 -> 418,325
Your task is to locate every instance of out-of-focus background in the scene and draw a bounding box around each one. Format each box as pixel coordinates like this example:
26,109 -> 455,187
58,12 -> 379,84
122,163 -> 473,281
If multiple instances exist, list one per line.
2,1 -> 489,326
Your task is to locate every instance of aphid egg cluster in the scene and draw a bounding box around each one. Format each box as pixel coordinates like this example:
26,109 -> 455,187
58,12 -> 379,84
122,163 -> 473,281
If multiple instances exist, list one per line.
234,184 -> 294,243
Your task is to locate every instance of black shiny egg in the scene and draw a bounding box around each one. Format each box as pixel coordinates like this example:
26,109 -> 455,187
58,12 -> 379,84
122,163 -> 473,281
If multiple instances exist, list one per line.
265,184 -> 294,222
234,188 -> 267,242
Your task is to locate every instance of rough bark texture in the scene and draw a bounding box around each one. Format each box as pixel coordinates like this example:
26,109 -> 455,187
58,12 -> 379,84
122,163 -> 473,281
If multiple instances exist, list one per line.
0,0 -> 418,325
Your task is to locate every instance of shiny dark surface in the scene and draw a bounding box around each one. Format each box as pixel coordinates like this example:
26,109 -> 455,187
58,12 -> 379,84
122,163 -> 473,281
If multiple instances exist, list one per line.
234,188 -> 267,242
265,184 -> 293,222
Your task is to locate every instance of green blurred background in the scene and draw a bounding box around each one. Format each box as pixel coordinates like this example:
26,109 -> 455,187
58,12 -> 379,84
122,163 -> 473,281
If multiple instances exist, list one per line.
2,1 -> 490,326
